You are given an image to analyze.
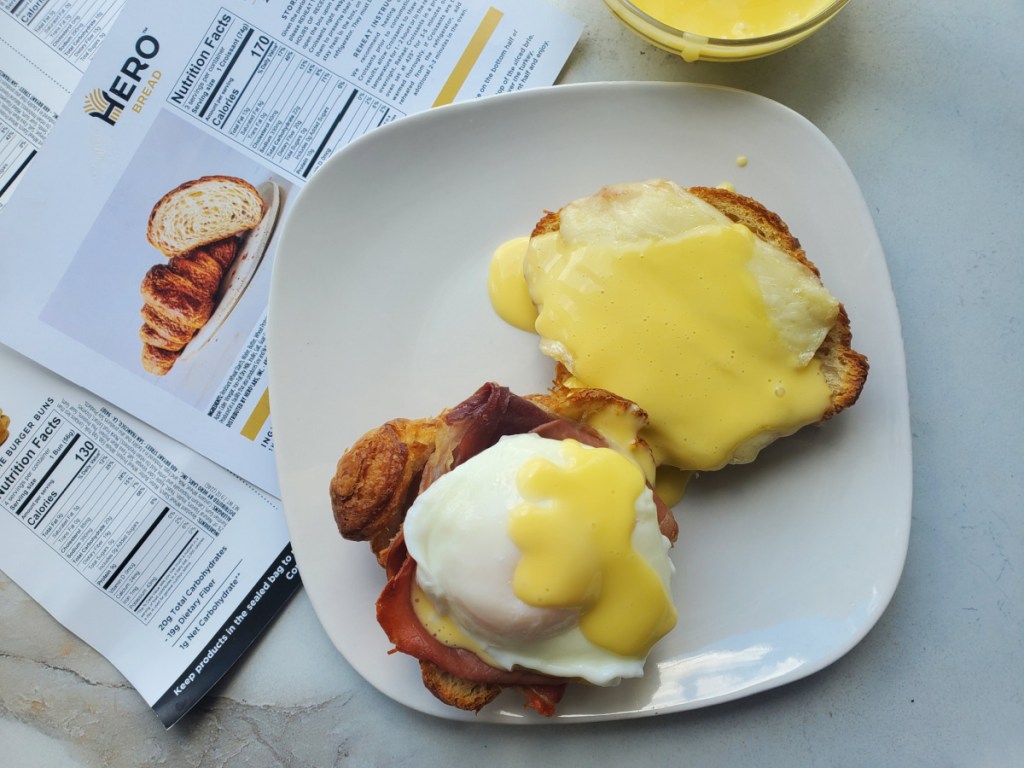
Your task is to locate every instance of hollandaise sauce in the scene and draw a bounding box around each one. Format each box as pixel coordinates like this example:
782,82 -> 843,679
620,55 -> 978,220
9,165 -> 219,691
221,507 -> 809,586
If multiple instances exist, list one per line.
489,198 -> 838,471
410,582 -> 502,665
653,465 -> 692,508
488,236 -> 536,332
404,433 -> 676,683
510,440 -> 677,658
536,224 -> 833,470
631,0 -> 834,39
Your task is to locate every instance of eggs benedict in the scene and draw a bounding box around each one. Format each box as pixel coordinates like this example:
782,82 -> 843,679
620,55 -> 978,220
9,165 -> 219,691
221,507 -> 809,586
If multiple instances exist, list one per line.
489,180 -> 868,474
330,382 -> 679,715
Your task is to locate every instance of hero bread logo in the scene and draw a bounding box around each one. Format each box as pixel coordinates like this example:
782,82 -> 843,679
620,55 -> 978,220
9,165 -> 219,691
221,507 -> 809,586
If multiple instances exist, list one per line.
84,88 -> 123,123
85,34 -> 161,125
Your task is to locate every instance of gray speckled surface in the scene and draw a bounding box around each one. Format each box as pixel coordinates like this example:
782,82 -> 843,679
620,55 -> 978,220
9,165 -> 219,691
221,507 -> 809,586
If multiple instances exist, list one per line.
3,1 -> 1023,765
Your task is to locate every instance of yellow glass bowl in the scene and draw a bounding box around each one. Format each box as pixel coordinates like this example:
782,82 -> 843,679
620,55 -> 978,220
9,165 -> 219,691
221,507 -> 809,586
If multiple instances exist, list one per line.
604,0 -> 851,62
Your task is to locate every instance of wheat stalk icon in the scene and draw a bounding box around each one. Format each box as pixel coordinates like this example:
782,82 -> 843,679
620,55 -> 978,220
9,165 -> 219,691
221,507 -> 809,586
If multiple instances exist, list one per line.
84,88 -> 122,122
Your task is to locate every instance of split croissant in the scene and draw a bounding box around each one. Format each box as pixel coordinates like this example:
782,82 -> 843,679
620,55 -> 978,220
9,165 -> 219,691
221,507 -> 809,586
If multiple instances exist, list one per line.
146,175 -> 267,257
139,238 -> 238,375
137,175 -> 267,376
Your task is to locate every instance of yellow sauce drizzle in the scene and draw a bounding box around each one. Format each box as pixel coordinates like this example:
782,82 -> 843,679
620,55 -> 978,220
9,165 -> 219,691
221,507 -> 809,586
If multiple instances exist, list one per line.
409,582 -> 499,665
584,406 -> 657,486
526,223 -> 833,470
509,440 -> 676,658
654,466 -> 692,508
487,236 -> 537,332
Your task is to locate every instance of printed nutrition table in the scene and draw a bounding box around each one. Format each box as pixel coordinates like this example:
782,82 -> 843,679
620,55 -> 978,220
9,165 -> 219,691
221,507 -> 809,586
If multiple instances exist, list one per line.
2,0 -> 127,69
0,397 -> 235,625
169,10 -> 398,180
1,0 -> 127,207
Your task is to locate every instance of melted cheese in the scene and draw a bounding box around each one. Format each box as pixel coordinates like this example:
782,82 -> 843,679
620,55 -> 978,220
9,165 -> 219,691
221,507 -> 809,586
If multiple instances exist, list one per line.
509,439 -> 676,658
631,0 -> 834,39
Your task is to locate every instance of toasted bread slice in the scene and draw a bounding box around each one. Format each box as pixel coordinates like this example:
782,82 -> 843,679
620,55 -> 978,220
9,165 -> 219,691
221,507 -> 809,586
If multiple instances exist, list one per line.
685,185 -> 868,421
419,661 -> 501,712
528,180 -> 868,468
146,176 -> 265,257
330,417 -> 439,561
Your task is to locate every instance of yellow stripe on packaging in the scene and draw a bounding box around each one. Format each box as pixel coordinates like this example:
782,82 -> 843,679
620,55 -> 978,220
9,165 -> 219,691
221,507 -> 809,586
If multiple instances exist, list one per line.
433,7 -> 504,107
240,388 -> 271,440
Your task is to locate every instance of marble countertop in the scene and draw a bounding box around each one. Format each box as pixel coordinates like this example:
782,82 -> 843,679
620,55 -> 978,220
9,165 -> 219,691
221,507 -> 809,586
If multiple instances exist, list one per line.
3,1 -> 1022,765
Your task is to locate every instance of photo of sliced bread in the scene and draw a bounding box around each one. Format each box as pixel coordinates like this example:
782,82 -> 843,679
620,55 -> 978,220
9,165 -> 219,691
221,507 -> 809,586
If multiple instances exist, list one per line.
146,175 -> 266,257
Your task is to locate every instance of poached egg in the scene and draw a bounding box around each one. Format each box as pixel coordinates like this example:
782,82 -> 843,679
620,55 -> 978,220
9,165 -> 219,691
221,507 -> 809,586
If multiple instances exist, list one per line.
402,432 -> 677,685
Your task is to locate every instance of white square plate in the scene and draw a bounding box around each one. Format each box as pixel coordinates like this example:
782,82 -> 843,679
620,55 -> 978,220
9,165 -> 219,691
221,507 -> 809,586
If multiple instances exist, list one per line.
267,82 -> 911,722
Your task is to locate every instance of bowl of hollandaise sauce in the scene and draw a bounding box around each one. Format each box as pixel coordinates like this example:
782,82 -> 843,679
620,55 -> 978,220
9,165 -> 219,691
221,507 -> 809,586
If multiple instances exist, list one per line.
604,0 -> 850,62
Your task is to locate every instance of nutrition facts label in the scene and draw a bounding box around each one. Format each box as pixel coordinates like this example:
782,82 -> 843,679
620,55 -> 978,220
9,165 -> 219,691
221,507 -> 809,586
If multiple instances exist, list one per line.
168,10 -> 400,180
0,67 -> 55,208
0,0 -> 126,209
0,347 -> 299,726
0,398 -> 235,624
1,0 -> 126,71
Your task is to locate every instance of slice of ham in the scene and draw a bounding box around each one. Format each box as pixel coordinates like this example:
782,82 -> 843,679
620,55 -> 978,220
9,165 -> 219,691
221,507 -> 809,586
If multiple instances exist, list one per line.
420,382 -> 679,541
377,554 -> 568,688
376,383 -> 679,713
521,684 -> 567,717
418,382 -> 557,491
